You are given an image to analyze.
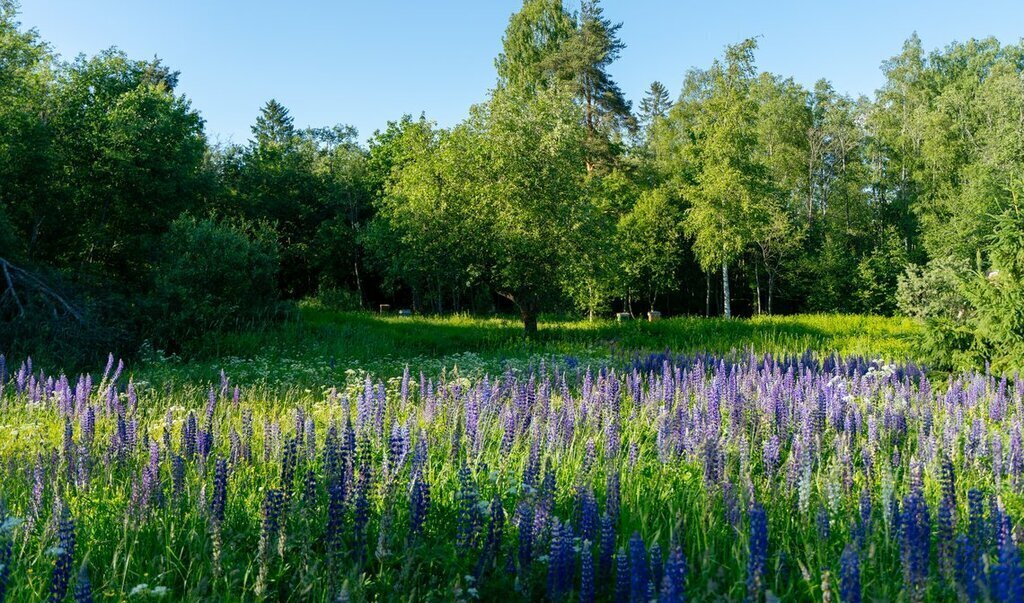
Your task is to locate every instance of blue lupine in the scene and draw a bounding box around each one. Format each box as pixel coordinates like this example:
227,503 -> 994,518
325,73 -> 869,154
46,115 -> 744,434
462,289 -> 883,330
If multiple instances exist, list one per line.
660,543 -> 686,603
409,477 -> 430,538
210,458 -> 228,525
992,537 -> 1024,603
49,506 -> 75,603
747,503 -> 768,600
73,566 -> 92,603
954,534 -> 980,602
899,489 -> 931,594
628,531 -> 648,603
599,513 -> 616,583
839,544 -> 860,603
517,502 -> 534,572
614,547 -> 630,603
580,539 -> 595,603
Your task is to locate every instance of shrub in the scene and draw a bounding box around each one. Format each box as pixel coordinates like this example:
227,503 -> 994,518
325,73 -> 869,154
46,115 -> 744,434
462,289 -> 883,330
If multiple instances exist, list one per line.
149,215 -> 280,347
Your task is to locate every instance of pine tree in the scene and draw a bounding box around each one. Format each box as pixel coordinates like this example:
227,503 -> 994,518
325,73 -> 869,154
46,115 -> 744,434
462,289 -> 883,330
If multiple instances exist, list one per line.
251,99 -> 295,148
638,80 -> 671,131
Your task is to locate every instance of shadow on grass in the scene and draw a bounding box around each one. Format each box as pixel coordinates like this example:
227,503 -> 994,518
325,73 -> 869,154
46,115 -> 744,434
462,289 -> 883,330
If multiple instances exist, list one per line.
192,309 -> 918,369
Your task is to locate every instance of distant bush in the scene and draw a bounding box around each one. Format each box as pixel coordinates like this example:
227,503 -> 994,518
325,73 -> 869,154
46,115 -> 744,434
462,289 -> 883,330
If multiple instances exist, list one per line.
149,215 -> 280,347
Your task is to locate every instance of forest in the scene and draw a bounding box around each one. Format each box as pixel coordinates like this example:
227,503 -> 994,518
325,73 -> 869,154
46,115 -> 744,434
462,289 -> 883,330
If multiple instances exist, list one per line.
1,0 -> 1023,370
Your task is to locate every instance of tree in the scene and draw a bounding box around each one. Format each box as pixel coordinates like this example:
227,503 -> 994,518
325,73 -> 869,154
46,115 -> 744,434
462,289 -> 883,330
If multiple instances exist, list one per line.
473,86 -> 590,333
616,188 -> 683,312
45,50 -> 209,287
497,0 -> 632,171
638,80 -> 672,133
676,39 -> 768,318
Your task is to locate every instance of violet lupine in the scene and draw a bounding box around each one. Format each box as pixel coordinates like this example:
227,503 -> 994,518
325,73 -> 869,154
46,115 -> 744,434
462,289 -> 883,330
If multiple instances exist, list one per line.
549,518 -> 575,599
256,488 -> 284,595
599,513 -> 616,584
992,537 -> 1023,602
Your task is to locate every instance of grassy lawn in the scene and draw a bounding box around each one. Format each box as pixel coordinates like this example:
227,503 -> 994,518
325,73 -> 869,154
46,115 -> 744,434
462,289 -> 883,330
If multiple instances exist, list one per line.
143,309 -> 921,388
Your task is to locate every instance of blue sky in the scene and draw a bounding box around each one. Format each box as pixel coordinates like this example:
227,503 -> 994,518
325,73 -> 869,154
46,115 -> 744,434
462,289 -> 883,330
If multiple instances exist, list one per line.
18,0 -> 1024,145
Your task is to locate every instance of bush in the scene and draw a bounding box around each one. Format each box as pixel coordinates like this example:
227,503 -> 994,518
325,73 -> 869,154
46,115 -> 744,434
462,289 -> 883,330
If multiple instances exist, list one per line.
149,215 -> 280,348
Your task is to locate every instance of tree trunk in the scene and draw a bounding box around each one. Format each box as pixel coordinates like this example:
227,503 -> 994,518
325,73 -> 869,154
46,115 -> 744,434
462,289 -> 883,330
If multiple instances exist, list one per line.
754,262 -> 762,316
353,259 -> 364,309
722,260 -> 732,319
705,271 -> 711,317
768,272 -> 775,315
521,308 -> 538,336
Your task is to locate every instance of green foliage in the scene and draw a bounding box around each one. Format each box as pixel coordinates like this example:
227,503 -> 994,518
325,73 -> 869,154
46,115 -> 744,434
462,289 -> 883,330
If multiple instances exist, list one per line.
854,226 -> 908,315
149,215 -> 280,348
616,188 -> 683,311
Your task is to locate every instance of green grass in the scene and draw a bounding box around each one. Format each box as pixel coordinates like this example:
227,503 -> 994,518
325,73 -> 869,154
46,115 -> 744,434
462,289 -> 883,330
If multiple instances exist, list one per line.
149,309 -> 920,388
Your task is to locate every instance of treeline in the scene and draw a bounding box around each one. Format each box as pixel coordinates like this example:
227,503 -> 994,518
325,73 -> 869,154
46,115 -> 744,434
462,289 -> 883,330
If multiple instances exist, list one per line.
1,0 -> 1023,370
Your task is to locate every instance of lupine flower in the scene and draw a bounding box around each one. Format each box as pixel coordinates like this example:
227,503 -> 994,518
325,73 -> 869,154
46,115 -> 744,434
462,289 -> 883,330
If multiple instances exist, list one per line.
599,513 -> 616,583
74,566 -> 92,603
614,546 -> 630,603
628,531 -> 648,603
661,543 -> 686,603
992,537 -> 1023,603
409,477 -> 430,538
580,539 -> 595,603
899,489 -> 931,595
517,503 -> 534,572
49,505 -> 76,603
747,503 -> 768,600
839,544 -> 860,603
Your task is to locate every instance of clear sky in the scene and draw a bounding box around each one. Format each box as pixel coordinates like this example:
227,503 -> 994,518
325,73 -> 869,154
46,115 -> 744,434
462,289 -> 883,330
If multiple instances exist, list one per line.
17,0 -> 1024,145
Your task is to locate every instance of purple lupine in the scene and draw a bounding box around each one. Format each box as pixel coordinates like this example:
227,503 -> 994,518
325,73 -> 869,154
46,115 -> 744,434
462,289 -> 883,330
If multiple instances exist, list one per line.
0,500 -> 11,602
747,503 -> 768,600
325,480 -> 345,560
456,465 -> 480,550
579,487 -> 598,545
816,506 -> 831,542
477,496 -> 506,578
209,458 -> 228,525
171,453 -> 185,500
182,412 -> 198,460
606,472 -> 621,525
547,518 -> 574,599
49,505 -> 75,603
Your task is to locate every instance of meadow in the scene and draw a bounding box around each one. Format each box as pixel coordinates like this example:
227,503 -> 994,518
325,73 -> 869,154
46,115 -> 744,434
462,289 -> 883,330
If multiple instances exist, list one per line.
2,311 -> 1023,601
